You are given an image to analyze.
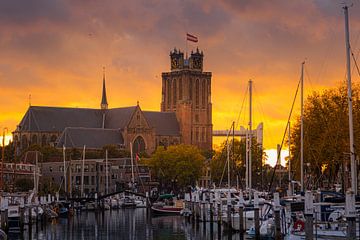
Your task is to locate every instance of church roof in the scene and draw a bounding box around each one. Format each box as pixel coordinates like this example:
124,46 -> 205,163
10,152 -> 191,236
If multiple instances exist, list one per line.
18,106 -> 103,132
56,127 -> 124,149
106,107 -> 137,129
143,111 -> 180,136
18,106 -> 180,137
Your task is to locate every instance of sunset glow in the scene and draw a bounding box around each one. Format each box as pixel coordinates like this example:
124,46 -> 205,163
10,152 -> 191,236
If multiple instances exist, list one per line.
1,1 -> 360,156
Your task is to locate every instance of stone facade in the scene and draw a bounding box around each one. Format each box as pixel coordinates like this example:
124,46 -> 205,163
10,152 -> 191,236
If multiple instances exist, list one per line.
13,48 -> 212,154
161,48 -> 213,150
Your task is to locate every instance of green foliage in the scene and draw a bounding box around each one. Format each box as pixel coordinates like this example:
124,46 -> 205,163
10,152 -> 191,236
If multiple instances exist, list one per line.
102,145 -> 131,158
0,142 -> 15,162
210,138 -> 265,188
39,177 -> 59,195
14,178 -> 33,192
290,84 -> 360,189
149,144 -> 205,190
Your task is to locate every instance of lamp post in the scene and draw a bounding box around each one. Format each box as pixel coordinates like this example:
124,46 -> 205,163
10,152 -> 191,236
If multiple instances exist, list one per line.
1,127 -> 8,190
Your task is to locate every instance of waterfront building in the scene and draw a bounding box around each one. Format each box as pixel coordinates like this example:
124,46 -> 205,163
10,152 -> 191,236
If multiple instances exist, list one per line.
12,48 -> 213,155
41,158 -> 153,195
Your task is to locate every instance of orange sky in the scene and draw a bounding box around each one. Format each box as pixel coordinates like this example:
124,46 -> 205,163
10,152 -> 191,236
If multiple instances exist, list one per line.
1,0 -> 360,155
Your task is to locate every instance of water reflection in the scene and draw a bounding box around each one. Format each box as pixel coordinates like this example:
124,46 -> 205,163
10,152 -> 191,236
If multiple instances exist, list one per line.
19,209 -> 247,240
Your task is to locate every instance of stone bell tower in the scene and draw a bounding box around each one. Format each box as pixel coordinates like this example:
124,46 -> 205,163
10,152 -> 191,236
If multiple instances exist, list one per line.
161,48 -> 212,150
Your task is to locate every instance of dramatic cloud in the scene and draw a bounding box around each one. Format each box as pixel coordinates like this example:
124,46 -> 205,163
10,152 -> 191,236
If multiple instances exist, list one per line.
1,0 -> 360,152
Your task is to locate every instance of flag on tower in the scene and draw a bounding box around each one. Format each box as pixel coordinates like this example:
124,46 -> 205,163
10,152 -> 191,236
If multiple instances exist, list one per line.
186,33 -> 198,43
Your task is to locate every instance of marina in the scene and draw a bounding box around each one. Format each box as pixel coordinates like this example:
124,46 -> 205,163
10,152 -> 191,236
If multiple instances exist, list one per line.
1,1 -> 360,240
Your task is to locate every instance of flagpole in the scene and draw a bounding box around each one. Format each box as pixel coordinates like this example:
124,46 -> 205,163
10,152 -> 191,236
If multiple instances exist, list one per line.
186,33 -> 188,59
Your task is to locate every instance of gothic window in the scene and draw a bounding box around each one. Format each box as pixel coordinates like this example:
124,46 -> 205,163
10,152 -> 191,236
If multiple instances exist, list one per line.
31,135 -> 38,145
195,128 -> 199,142
41,135 -> 47,146
202,80 -> 206,107
133,136 -> 146,154
21,136 -> 28,148
173,79 -> 177,106
50,135 -> 57,143
167,79 -> 171,106
189,79 -> 193,100
208,80 -> 211,102
195,79 -> 199,108
179,78 -> 182,100
195,114 -> 199,123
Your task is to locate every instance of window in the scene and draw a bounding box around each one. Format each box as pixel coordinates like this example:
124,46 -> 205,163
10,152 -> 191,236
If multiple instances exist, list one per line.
195,79 -> 199,108
189,79 -> 193,100
195,114 -> 199,123
49,167 -> 53,172
202,80 -> 206,107
41,135 -> 47,145
31,135 -> 38,145
84,176 -> 89,185
173,79 -> 177,106
179,78 -> 182,100
133,136 -> 146,154
21,136 -> 28,148
167,79 -> 171,106
50,135 -> 57,142
91,176 -> 95,185
84,164 -> 89,172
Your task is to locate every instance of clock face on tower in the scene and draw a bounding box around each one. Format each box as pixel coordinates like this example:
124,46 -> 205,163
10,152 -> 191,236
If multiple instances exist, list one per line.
171,58 -> 178,69
193,58 -> 202,69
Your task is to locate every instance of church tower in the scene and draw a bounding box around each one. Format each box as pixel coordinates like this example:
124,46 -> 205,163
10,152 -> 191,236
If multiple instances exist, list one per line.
161,48 -> 212,150
101,67 -> 108,110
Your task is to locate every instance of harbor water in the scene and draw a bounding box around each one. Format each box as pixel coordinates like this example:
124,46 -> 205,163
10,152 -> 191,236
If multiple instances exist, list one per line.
14,208 -> 250,240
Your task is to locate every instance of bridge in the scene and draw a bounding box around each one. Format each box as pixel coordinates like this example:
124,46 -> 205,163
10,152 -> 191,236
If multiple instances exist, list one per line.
213,123 -> 263,145
68,190 -> 150,203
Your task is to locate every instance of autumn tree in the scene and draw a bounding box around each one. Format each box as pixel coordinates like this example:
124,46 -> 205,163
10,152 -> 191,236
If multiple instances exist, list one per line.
290,84 -> 360,189
148,144 -> 205,192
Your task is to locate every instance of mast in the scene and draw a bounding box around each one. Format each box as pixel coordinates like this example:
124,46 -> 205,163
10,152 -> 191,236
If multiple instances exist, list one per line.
245,129 -> 249,190
35,151 -> 39,195
300,62 -> 304,193
249,79 -> 253,190
105,149 -> 108,195
227,135 -> 231,189
130,142 -> 135,189
288,122 -> 292,195
62,145 -> 67,197
344,6 -> 357,194
81,145 -> 85,197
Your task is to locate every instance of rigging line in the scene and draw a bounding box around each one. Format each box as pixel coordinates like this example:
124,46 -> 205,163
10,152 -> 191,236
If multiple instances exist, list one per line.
252,84 -> 276,148
235,86 -> 248,131
351,49 -> 360,78
268,75 -> 302,193
219,123 -> 234,187
305,66 -> 315,93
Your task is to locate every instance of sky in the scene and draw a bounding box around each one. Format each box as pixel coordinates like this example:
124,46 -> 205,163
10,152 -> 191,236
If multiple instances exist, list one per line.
1,0 -> 360,165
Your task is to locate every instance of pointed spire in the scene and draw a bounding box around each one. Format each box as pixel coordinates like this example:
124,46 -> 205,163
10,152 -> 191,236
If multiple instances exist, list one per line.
101,66 -> 108,110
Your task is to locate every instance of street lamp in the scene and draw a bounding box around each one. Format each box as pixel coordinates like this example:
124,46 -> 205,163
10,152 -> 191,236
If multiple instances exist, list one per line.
1,127 -> 8,190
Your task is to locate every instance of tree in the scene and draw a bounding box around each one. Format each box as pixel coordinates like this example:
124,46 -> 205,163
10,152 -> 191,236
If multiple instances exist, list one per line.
14,178 -> 33,192
210,138 -> 265,189
148,144 -> 205,192
39,177 -> 60,195
290,84 -> 360,189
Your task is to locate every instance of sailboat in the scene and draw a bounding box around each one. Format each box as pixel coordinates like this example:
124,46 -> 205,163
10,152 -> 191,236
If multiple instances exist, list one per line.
285,5 -> 359,239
